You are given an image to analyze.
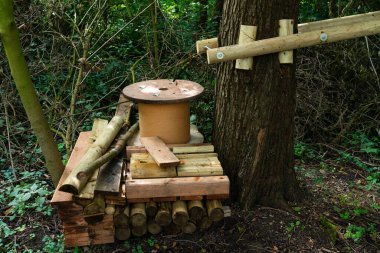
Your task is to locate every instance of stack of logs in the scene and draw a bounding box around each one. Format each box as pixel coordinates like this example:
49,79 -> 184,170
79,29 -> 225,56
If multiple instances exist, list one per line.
111,199 -> 228,240
51,119 -> 230,248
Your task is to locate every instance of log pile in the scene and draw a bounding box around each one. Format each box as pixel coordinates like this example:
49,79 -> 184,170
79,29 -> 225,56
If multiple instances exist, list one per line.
51,119 -> 230,248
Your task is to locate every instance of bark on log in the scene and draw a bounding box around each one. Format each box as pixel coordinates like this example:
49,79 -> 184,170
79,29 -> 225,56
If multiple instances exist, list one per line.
198,215 -> 212,229
155,202 -> 172,226
182,220 -> 197,234
172,200 -> 189,226
115,227 -> 131,241
131,224 -> 147,237
164,222 -> 181,235
114,206 -> 130,228
147,218 -> 162,235
188,200 -> 206,221
59,120 -> 138,194
206,200 -> 224,222
146,201 -> 158,217
130,203 -> 147,227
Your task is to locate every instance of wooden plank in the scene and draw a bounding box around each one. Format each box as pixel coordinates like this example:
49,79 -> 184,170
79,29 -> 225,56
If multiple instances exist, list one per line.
172,145 -> 214,154
278,19 -> 294,64
177,157 -> 223,177
180,196 -> 203,201
125,176 -> 229,200
126,143 -> 214,160
140,136 -> 180,167
130,154 -> 177,179
51,132 -> 92,206
95,153 -> 124,195
132,152 -> 218,160
206,194 -> 230,200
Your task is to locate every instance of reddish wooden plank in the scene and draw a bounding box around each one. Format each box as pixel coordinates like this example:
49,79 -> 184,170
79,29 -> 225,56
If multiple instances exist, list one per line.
206,194 -> 230,200
180,196 -> 204,201
126,176 -> 229,200
51,132 -> 92,205
140,137 -> 180,167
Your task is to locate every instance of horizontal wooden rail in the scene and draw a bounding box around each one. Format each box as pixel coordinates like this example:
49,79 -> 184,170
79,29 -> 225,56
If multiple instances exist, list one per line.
196,10 -> 380,54
206,20 -> 380,64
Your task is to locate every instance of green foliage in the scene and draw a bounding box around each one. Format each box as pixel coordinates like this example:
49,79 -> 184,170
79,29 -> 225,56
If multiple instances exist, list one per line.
294,142 -> 317,160
344,225 -> 367,242
286,220 -> 305,237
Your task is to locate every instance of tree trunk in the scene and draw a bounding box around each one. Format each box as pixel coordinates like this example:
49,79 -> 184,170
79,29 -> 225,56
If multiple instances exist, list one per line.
213,0 -> 302,210
0,0 -> 64,187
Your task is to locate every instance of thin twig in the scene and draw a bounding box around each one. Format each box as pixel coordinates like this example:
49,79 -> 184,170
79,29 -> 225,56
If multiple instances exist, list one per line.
364,36 -> 380,91
1,91 -> 17,180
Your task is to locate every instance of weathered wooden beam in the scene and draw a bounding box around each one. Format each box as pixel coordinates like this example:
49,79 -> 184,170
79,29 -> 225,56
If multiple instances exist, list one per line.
125,176 -> 229,200
141,136 -> 180,167
207,20 -> 380,64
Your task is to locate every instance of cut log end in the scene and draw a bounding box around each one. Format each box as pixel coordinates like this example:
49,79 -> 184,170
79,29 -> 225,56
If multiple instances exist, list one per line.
115,227 -> 131,241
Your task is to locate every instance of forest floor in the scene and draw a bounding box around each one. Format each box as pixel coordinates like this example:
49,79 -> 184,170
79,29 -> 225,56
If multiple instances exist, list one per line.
1,146 -> 379,253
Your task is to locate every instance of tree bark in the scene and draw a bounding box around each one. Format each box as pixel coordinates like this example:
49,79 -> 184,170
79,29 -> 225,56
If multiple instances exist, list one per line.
0,0 -> 64,187
213,0 -> 303,210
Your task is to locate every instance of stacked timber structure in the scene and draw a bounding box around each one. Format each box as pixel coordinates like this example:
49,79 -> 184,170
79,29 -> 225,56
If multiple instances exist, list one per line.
51,127 -> 230,247
51,81 -> 230,247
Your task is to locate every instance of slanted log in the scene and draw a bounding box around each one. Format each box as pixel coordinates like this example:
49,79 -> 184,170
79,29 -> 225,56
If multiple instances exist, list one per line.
155,202 -> 172,226
146,201 -> 158,217
172,200 -> 189,226
114,206 -> 130,228
206,200 -> 224,222
60,97 -> 136,194
147,218 -> 162,235
130,203 -> 147,227
188,200 -> 205,221
131,224 -> 147,237
115,227 -> 131,241
182,220 -> 196,234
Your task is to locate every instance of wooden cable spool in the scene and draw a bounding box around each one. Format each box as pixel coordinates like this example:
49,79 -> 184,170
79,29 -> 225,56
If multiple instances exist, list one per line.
122,79 -> 204,144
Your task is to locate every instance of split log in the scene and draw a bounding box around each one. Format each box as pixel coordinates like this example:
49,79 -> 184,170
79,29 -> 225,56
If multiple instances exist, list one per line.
130,203 -> 147,227
155,202 -> 172,226
206,200 -> 224,222
146,201 -> 158,217
182,220 -> 196,234
188,200 -> 205,221
172,200 -> 189,226
131,224 -> 147,237
147,218 -> 162,235
197,216 -> 212,229
114,206 -> 130,228
115,227 -> 131,241
105,204 -> 116,215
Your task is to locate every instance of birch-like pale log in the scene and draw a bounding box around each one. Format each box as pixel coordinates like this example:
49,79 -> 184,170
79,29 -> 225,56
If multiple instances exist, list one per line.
59,115 -> 126,194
